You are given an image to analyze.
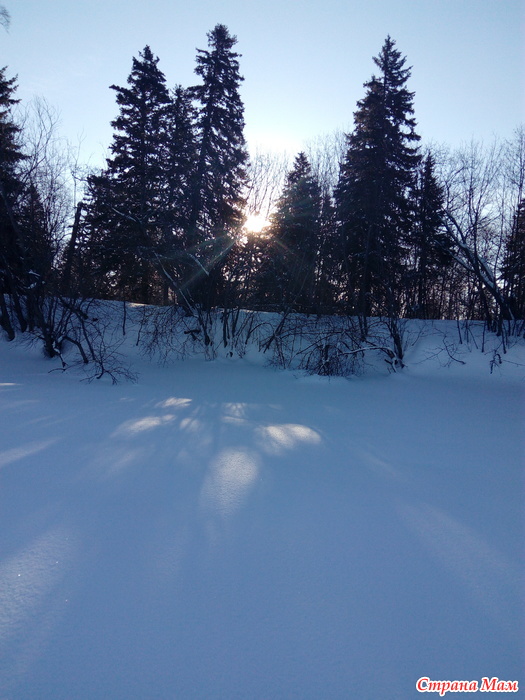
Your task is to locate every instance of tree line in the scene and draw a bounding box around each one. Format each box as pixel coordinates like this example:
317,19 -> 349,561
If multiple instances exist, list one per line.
1,24 -> 524,376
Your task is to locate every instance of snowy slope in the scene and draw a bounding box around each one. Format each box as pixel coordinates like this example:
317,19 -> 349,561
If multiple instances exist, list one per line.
0,323 -> 524,699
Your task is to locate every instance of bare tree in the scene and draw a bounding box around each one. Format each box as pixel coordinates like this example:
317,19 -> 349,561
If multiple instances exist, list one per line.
18,97 -> 73,260
245,148 -> 290,221
503,126 -> 525,206
435,139 -> 500,319
434,135 -> 525,333
0,5 -> 9,31
305,128 -> 347,198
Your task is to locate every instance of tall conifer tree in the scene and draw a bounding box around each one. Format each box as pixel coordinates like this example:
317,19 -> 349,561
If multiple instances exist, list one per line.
0,67 -> 24,260
86,46 -> 170,303
316,193 -> 341,313
163,86 -> 197,242
260,152 -> 322,311
408,153 -> 452,318
187,24 -> 248,308
0,67 -> 28,337
501,198 -> 525,319
335,36 -> 420,331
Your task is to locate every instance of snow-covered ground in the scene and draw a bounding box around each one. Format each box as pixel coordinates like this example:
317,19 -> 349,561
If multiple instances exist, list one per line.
1,320 -> 524,699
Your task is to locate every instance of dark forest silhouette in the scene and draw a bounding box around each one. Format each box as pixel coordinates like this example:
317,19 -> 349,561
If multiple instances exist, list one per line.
1,24 -> 524,377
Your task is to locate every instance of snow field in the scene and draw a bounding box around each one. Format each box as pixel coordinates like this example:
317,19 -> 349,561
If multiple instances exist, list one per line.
0,327 -> 524,699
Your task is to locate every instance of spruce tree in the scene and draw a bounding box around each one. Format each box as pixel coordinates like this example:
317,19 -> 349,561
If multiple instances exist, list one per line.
155,85 -> 198,305
408,153 -> 452,318
187,24 -> 248,309
501,198 -> 525,319
163,86 -> 197,242
316,193 -> 341,313
0,66 -> 24,252
335,36 -> 420,330
261,152 -> 322,312
86,46 -> 170,303
0,66 -> 27,337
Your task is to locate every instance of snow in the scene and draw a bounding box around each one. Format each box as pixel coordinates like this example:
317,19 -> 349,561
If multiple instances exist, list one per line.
0,320 -> 524,699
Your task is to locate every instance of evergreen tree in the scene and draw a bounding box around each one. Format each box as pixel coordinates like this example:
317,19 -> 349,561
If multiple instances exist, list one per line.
163,86 -> 197,241
137,86 -> 201,303
335,36 -> 420,330
315,193 -> 341,313
258,152 -> 322,312
156,85 -> 198,305
408,153 -> 452,318
85,46 -> 170,303
187,24 -> 248,309
0,66 -> 27,337
501,198 -> 525,319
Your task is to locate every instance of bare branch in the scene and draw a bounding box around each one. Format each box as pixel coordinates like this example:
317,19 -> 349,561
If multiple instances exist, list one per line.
0,5 -> 10,31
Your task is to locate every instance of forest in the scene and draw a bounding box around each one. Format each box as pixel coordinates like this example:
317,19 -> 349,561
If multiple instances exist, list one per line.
1,19 -> 524,379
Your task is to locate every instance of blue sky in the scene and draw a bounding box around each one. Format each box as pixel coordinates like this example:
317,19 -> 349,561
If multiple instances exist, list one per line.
2,0 -> 524,168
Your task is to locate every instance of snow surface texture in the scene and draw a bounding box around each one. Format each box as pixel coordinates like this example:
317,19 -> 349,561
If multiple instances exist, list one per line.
0,322 -> 524,699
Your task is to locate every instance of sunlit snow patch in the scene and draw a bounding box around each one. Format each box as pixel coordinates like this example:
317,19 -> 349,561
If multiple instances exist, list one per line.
111,414 -> 176,437
256,423 -> 321,455
200,447 -> 260,517
155,397 -> 192,409
0,439 -> 58,469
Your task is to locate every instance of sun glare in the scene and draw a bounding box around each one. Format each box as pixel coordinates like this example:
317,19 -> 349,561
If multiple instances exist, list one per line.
244,213 -> 269,234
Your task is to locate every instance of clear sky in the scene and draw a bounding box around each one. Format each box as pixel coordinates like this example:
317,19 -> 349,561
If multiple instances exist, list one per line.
2,0 -> 524,169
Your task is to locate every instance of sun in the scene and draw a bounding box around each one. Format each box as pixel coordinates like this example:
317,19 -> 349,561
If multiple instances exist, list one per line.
244,213 -> 270,234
